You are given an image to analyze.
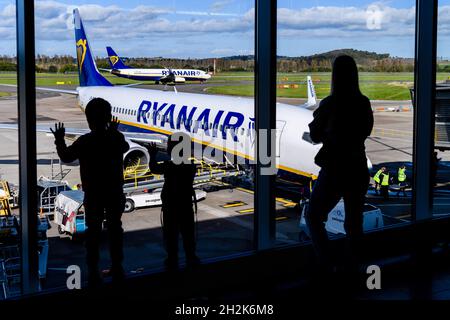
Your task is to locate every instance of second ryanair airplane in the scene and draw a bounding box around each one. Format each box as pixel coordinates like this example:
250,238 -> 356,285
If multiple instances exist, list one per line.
102,46 -> 212,84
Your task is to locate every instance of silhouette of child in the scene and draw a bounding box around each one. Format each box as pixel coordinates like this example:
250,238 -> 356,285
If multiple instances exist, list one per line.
51,98 -> 129,287
149,132 -> 199,270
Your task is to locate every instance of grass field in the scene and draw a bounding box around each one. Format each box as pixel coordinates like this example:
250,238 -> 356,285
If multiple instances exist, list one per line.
206,81 -> 414,100
207,72 -> 450,100
1,71 -> 450,100
0,72 -> 137,86
0,92 -> 11,98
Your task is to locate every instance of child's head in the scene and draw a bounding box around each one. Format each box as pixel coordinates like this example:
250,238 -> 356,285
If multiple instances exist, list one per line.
85,98 -> 112,131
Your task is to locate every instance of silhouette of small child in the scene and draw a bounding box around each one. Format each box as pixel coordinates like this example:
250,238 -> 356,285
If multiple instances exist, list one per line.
51,98 -> 129,287
149,133 -> 199,270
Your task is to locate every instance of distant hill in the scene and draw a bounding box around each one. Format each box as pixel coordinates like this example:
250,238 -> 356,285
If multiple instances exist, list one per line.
218,49 -> 411,72
294,49 -> 390,64
220,49 -> 390,62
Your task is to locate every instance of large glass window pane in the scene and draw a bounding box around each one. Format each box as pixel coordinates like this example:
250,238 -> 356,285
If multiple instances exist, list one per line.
434,1 -> 450,217
32,0 -> 254,292
0,0 -> 20,300
275,1 -> 415,246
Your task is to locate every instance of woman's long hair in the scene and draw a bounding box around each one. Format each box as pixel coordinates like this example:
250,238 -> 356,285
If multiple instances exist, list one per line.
330,55 -> 362,98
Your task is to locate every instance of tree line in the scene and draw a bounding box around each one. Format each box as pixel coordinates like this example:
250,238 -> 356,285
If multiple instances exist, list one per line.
2,50 -> 447,74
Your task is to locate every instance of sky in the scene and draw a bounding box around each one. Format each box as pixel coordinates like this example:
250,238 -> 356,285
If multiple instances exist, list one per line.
1,0 -> 450,59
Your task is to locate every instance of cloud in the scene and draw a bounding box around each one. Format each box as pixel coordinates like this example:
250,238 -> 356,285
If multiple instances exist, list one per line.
0,1 -> 427,43
26,0 -> 253,42
210,0 -> 235,13
2,1 -> 450,57
277,4 -> 417,38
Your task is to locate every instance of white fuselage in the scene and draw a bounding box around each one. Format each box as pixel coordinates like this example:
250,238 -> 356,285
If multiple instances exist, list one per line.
77,86 -> 321,178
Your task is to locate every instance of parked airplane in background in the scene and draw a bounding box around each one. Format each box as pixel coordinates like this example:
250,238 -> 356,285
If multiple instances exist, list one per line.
102,46 -> 212,85
1,9 -> 328,184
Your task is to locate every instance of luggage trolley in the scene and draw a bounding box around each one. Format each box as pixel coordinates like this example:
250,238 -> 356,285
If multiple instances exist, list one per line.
54,190 -> 86,239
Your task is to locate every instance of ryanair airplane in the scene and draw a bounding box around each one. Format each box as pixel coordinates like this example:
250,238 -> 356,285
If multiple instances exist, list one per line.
1,9 -> 328,183
102,46 -> 212,84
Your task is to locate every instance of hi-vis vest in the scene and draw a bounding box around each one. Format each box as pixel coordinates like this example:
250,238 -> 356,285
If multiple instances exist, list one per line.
381,173 -> 390,186
373,169 -> 383,183
398,168 -> 406,182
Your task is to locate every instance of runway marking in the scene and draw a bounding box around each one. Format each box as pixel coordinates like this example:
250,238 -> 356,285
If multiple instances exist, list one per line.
236,187 -> 254,194
237,208 -> 254,214
198,202 -> 253,230
276,197 -> 297,207
233,190 -> 298,207
222,201 -> 246,208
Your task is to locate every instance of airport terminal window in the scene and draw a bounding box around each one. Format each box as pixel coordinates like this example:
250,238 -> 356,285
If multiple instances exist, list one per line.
275,0 -> 415,246
21,0 -> 256,294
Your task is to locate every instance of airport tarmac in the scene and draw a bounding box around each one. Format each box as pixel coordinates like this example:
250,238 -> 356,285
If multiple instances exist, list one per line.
1,83 -> 450,290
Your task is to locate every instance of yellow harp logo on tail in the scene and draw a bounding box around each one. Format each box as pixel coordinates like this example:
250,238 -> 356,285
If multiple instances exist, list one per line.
110,56 -> 119,66
76,39 -> 87,70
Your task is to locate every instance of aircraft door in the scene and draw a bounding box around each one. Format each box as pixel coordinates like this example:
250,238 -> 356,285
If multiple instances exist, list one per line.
276,120 -> 286,158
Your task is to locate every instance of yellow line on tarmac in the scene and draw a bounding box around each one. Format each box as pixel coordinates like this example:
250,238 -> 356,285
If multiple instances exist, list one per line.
276,197 -> 297,207
276,216 -> 288,221
237,208 -> 254,214
236,187 -> 254,194
222,202 -> 246,208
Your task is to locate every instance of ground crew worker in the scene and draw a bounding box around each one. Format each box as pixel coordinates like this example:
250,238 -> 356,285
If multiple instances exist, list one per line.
397,165 -> 407,197
380,170 -> 391,200
373,167 -> 385,194
72,183 -> 82,191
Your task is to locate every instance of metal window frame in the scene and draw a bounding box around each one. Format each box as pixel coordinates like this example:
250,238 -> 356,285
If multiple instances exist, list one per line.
412,0 -> 438,221
16,0 -> 39,295
254,0 -> 277,250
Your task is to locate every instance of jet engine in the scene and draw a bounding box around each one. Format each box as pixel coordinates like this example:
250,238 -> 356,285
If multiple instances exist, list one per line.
123,140 -> 150,177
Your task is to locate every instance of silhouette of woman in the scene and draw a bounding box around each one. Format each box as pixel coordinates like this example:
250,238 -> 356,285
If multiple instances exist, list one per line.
306,55 -> 373,271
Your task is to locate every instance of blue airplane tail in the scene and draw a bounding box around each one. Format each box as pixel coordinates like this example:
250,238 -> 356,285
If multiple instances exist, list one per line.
106,47 -> 130,69
73,9 -> 111,87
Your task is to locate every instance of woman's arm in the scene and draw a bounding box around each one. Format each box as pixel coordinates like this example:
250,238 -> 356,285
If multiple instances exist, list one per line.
309,99 -> 329,143
365,98 -> 374,137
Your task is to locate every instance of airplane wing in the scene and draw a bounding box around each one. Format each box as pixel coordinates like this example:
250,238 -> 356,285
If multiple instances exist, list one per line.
120,83 -> 144,88
0,83 -> 78,95
120,132 -> 167,146
36,87 -> 78,95
99,68 -> 112,73
0,123 -> 167,146
0,123 -> 89,136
